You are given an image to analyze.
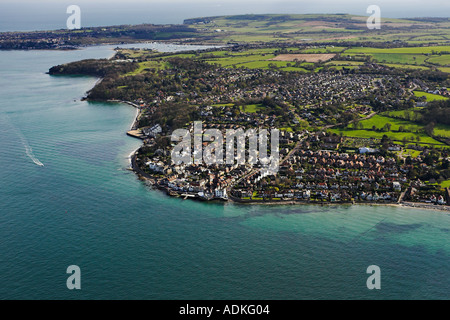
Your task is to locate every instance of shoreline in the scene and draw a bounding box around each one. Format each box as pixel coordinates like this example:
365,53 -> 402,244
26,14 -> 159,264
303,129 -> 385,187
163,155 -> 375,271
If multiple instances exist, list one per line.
128,152 -> 449,213
107,99 -> 145,139
76,46 -> 448,214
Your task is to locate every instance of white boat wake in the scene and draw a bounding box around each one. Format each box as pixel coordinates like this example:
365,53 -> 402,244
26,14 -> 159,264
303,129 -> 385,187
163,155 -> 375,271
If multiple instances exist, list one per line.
23,142 -> 45,167
1,114 -> 44,167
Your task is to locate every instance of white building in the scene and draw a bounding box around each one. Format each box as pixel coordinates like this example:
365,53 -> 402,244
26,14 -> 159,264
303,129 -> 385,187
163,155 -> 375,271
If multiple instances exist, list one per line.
215,189 -> 227,199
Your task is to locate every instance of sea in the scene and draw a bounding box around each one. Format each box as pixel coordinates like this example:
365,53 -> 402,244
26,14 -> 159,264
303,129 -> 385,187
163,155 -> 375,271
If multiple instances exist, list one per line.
0,39 -> 449,300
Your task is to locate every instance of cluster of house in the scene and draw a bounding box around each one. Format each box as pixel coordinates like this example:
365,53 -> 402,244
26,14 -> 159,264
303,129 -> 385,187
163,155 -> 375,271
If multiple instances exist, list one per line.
423,87 -> 449,96
141,66 -> 399,116
139,122 -> 449,205
198,105 -> 278,128
129,52 -> 449,205
232,144 -> 405,203
0,34 -> 70,50
145,159 -> 253,201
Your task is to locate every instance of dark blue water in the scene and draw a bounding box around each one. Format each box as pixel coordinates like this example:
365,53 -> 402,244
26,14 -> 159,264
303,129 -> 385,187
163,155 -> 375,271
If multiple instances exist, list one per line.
0,44 -> 449,300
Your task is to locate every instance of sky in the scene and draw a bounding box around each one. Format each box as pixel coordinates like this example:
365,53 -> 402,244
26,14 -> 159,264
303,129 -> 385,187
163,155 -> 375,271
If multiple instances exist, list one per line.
0,0 -> 449,32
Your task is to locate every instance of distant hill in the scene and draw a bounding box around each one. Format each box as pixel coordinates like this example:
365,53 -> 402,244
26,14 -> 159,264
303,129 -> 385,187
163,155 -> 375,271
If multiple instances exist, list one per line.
184,14 -> 450,45
1,13 -> 449,50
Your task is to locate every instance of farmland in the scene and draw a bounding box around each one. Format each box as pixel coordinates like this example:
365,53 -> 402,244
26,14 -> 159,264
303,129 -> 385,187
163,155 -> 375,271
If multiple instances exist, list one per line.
414,91 -> 449,101
185,14 -> 450,47
269,53 -> 336,62
331,114 -> 449,148
182,44 -> 450,74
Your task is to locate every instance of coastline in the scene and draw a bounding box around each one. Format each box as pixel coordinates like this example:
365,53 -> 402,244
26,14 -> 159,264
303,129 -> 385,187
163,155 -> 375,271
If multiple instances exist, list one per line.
128,151 -> 449,212
107,99 -> 145,139
122,108 -> 449,213
72,46 -> 449,214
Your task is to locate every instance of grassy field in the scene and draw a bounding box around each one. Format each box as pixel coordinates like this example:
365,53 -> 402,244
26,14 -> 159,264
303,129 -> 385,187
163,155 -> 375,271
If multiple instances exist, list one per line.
383,109 -> 450,139
202,48 -> 314,72
344,46 -> 450,54
403,149 -> 422,158
326,61 -> 365,66
385,108 -> 423,120
300,46 -> 347,53
123,60 -> 167,76
370,53 -> 429,65
118,38 -> 450,75
434,124 -> 450,138
413,91 -> 449,101
331,128 -> 444,146
240,104 -> 264,113
354,115 -> 423,132
338,46 -> 450,72
427,55 -> 450,66
441,180 -> 450,189
212,103 -> 234,108
439,67 -> 450,73
332,114 -> 447,147
205,53 -> 276,66
381,63 -> 431,70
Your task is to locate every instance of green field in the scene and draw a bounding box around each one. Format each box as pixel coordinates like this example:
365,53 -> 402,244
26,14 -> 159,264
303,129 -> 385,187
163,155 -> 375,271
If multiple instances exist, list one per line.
434,124 -> 450,138
201,48 -> 315,72
441,180 -> 450,189
333,114 -> 447,146
122,60 -> 167,76
240,104 -> 264,113
326,61 -> 365,66
382,63 -> 431,70
439,67 -> 450,73
427,55 -> 450,66
372,53 -> 429,65
119,37 -> 450,75
185,14 -> 450,46
355,115 -> 423,132
331,128 -> 444,146
339,46 -> 450,71
300,46 -> 347,53
344,46 -> 450,54
413,91 -> 449,101
205,53 -> 275,66
403,149 -> 422,158
385,108 -> 423,120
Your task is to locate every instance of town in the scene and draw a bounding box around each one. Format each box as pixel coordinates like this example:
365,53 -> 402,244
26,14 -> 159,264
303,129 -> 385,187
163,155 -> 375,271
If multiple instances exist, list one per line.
48,43 -> 450,209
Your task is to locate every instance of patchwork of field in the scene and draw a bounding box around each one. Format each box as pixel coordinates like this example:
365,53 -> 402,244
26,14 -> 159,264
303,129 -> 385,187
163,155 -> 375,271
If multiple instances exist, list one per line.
427,55 -> 450,66
123,60 -> 168,76
345,46 -> 450,54
340,46 -> 450,72
270,53 -> 336,62
200,47 -> 314,71
186,14 -> 450,45
331,113 -> 450,148
118,42 -> 450,77
196,45 -> 450,74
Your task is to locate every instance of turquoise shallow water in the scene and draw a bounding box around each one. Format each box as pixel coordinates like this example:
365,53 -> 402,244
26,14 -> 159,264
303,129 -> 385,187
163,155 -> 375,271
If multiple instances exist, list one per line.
0,45 -> 449,300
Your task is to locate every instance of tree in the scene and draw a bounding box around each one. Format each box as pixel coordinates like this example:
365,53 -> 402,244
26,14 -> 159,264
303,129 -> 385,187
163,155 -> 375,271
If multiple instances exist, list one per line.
425,122 -> 436,136
442,160 -> 449,170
